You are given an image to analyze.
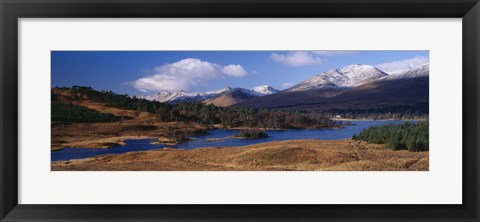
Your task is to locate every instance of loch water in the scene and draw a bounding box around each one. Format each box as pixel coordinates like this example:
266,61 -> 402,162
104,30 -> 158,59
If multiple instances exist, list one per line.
51,120 -> 417,161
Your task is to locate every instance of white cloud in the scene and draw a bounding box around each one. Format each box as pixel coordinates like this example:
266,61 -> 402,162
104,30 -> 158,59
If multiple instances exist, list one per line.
270,51 -> 326,67
376,56 -> 429,74
311,50 -> 362,56
280,82 -> 294,89
132,58 -> 247,92
222,64 -> 247,77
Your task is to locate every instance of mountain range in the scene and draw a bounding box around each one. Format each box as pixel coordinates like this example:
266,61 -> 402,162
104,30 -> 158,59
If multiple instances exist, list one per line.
140,63 -> 429,113
141,85 -> 278,104
236,63 -> 429,115
140,87 -> 231,103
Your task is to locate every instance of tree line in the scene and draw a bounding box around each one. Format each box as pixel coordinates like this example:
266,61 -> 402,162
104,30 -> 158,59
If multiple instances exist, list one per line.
52,86 -> 336,128
326,103 -> 428,120
236,130 -> 269,139
52,102 -> 120,123
352,121 -> 429,151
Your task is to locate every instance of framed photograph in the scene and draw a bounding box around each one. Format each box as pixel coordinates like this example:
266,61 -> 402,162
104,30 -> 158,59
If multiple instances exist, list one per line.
1,0 -> 479,221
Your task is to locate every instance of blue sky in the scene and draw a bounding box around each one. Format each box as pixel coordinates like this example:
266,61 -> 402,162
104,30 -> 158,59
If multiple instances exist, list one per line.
52,50 -> 429,96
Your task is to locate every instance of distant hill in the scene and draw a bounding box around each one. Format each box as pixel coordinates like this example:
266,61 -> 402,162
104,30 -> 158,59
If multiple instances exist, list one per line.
203,88 -> 263,107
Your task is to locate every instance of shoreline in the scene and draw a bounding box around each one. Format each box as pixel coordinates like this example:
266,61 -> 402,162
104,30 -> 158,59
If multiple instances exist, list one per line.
51,119 -> 420,151
215,124 -> 345,131
51,121 -> 209,151
51,135 -> 153,151
332,118 -> 427,121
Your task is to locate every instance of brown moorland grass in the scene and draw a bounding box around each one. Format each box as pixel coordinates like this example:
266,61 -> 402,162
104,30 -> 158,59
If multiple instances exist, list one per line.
53,88 -> 157,120
51,121 -> 208,151
51,139 -> 429,171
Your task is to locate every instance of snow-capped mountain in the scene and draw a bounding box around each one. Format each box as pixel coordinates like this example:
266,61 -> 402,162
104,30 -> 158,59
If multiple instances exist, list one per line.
339,64 -> 389,87
287,64 -> 388,91
379,63 -> 429,81
141,85 -> 274,103
143,87 -> 232,103
142,91 -> 190,102
141,85 -> 272,105
250,85 -> 280,95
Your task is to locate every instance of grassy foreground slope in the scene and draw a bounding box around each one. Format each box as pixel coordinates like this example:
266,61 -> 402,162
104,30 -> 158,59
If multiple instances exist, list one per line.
52,139 -> 428,171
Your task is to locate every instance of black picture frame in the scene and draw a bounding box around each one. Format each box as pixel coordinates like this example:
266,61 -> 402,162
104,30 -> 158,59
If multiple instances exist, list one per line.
1,0 -> 479,221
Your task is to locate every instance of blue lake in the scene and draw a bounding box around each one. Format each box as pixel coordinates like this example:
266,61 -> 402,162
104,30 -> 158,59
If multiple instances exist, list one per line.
51,120 -> 417,161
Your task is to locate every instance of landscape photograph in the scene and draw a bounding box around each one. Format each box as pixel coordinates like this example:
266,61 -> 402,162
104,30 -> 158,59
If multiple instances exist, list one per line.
51,50 -> 429,171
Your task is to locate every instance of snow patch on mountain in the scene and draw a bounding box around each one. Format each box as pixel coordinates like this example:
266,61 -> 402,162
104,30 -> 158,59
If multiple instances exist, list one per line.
237,88 -> 264,97
250,85 -> 280,95
380,63 -> 429,81
340,64 -> 388,86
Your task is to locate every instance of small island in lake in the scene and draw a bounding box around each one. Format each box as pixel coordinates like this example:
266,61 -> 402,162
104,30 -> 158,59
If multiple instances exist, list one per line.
233,130 -> 269,139
51,50 -> 429,171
